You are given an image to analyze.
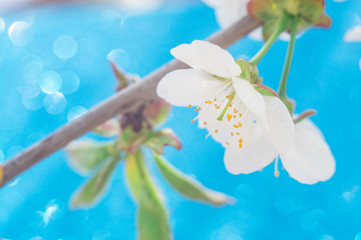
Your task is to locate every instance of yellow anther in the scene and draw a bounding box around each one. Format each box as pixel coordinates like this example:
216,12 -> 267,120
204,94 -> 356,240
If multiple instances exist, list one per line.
215,130 -> 218,133
227,114 -> 232,121
215,105 -> 220,109
191,120 -> 195,123
233,122 -> 242,128
233,115 -> 236,118
188,104 -> 192,108
195,107 -> 201,112
205,134 -> 210,139
236,132 -> 240,135
231,132 -> 234,136
234,109 -> 238,113
204,122 -> 207,125
214,98 -> 217,101
239,113 -> 242,117
229,104 -> 232,107
226,142 -> 230,146
274,171 -> 280,178
239,143 -> 243,148
239,138 -> 243,143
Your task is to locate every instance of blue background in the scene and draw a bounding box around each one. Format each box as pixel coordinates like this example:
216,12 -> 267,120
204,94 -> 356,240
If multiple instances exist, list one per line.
0,0 -> 360,239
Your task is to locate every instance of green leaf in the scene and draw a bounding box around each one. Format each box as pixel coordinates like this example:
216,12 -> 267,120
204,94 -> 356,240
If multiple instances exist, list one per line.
71,156 -> 118,208
138,203 -> 170,240
93,119 -> 120,137
144,129 -> 182,155
66,140 -> 114,175
154,154 -> 233,206
126,151 -> 171,240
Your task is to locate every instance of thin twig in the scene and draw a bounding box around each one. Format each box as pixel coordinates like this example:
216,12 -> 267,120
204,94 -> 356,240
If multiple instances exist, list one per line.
0,15 -> 262,188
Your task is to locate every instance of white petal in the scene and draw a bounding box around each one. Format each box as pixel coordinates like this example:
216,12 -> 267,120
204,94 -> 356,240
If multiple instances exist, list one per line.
263,96 -> 295,153
170,40 -> 241,78
232,77 -> 268,130
224,125 -> 277,174
157,69 -> 220,106
281,119 -> 336,184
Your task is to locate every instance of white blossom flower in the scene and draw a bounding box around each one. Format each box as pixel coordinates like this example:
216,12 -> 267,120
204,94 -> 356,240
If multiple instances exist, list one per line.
157,40 -> 295,174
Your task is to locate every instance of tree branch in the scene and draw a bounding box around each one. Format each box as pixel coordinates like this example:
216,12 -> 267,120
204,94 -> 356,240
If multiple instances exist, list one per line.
0,15 -> 262,188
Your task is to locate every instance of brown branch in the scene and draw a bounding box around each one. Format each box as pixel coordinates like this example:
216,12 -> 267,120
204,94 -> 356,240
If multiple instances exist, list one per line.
0,15 -> 262,188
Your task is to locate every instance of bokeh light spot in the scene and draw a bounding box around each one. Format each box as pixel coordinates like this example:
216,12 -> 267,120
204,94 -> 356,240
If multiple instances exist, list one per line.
60,71 -> 80,94
107,49 -> 130,69
39,71 -> 62,94
0,17 -> 5,34
8,21 -> 33,46
53,35 -> 78,59
43,92 -> 67,114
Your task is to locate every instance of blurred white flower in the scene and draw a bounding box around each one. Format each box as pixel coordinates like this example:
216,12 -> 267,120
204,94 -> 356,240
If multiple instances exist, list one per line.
157,40 -> 295,174
119,0 -> 163,11
201,0 -> 290,41
343,25 -> 361,42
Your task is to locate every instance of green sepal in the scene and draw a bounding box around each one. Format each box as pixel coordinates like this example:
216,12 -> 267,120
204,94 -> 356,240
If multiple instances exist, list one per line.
126,151 -> 171,240
71,156 -> 119,208
119,127 -> 148,154
143,99 -> 172,127
145,129 -> 182,155
253,84 -> 279,97
154,154 -> 234,206
248,0 -> 331,40
236,59 -> 262,83
66,140 -> 115,175
294,109 -> 317,124
93,119 -> 120,137
282,98 -> 295,114
110,61 -> 128,90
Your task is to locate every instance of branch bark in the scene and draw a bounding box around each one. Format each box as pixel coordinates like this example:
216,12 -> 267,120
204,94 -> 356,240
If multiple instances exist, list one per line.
0,15 -> 262,188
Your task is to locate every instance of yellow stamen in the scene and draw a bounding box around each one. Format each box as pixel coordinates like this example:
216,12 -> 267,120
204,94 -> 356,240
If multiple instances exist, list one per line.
274,171 -> 280,178
188,104 -> 192,108
226,142 -> 230,146
205,134 -> 210,139
239,144 -> 243,148
239,138 -> 243,143
227,114 -> 232,121
236,132 -> 240,135
231,132 -> 234,136
233,122 -> 242,128
191,120 -> 195,123
215,130 -> 218,133
204,122 -> 207,125
239,113 -> 242,117
234,109 -> 238,113
195,107 -> 201,112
